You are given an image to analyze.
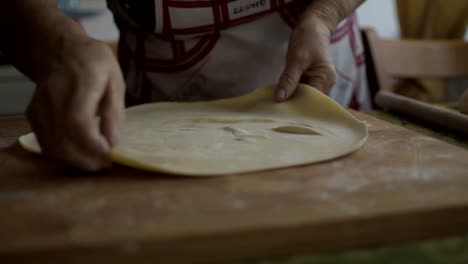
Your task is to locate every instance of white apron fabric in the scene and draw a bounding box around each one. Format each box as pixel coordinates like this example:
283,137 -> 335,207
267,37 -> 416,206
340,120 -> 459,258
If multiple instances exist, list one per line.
107,0 -> 371,110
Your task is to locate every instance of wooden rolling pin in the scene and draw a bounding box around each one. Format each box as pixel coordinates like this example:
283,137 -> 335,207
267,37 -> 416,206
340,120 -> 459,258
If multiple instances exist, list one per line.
461,90 -> 468,115
375,91 -> 468,135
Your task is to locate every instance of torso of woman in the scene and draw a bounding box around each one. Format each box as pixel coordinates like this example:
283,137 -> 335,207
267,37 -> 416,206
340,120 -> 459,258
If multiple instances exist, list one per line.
107,0 -> 371,110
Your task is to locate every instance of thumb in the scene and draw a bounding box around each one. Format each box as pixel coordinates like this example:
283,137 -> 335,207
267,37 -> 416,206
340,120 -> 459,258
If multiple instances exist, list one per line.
276,63 -> 302,102
99,70 -> 125,147
301,62 -> 337,94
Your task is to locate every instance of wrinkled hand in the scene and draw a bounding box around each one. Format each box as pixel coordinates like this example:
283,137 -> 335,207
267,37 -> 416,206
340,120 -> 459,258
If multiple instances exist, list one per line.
276,15 -> 336,101
27,37 -> 125,171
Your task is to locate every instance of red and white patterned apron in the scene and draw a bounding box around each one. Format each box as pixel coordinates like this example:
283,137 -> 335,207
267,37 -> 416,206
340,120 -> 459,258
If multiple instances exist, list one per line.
107,0 -> 371,110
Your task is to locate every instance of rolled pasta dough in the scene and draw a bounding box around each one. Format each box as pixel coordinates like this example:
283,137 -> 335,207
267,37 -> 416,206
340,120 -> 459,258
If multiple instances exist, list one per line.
19,84 -> 367,176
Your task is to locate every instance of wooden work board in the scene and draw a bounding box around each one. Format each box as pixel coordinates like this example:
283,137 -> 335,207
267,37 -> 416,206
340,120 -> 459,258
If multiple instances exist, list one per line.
0,111 -> 467,263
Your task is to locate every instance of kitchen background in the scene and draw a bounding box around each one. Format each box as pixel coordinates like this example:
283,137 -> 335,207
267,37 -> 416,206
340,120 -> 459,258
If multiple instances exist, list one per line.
0,0 -> 427,115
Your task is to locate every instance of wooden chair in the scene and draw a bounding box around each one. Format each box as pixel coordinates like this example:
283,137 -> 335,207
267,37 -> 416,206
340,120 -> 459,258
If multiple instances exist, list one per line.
361,28 -> 468,134
362,28 -> 468,93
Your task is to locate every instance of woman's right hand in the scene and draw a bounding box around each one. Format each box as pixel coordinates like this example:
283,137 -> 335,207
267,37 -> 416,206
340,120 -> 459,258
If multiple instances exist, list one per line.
27,36 -> 125,171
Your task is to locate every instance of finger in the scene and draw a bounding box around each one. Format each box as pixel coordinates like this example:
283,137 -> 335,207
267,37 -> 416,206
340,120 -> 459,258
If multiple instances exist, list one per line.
53,137 -> 111,171
67,73 -> 110,157
99,70 -> 125,147
26,93 -> 50,154
29,88 -> 110,170
276,63 -> 302,102
301,64 -> 337,93
26,88 -> 59,156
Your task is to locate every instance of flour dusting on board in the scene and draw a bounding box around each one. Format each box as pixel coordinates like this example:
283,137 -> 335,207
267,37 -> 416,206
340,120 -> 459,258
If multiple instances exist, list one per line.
81,198 -> 108,213
152,199 -> 165,209
319,192 -> 331,201
232,199 -> 246,209
0,191 -> 34,200
326,160 -> 371,192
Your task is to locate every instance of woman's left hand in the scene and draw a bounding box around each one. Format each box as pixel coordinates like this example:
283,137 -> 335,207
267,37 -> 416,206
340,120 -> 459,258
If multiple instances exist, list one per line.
275,0 -> 365,101
275,15 -> 336,101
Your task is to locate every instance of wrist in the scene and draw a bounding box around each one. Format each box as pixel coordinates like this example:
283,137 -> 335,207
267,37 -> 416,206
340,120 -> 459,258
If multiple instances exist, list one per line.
295,13 -> 334,41
3,3 -> 90,82
301,7 -> 342,35
301,0 -> 364,34
32,17 -> 92,82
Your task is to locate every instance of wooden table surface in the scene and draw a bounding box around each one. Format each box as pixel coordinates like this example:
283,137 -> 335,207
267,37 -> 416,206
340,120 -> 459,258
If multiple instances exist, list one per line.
1,112 -> 468,264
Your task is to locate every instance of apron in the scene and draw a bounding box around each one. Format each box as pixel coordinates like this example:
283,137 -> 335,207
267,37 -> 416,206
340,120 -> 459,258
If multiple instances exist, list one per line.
107,0 -> 371,110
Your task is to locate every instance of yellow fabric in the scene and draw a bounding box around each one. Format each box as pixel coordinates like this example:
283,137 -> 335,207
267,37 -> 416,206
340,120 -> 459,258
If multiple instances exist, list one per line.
396,0 -> 468,39
395,0 -> 468,103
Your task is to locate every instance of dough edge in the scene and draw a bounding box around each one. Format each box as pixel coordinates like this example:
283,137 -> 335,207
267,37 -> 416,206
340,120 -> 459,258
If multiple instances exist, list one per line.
18,84 -> 368,176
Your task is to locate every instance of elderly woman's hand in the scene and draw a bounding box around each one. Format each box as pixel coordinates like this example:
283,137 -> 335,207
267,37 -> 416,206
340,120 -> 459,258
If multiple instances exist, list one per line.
275,0 -> 365,101
1,2 -> 125,171
27,36 -> 125,171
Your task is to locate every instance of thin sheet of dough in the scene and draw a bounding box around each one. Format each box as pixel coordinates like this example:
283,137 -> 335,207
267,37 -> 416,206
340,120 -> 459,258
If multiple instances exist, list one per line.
19,84 -> 367,176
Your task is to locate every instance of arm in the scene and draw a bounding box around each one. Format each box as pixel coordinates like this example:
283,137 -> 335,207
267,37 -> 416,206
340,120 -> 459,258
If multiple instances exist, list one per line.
0,1 -> 85,81
0,1 -> 125,170
303,0 -> 365,33
276,0 -> 365,101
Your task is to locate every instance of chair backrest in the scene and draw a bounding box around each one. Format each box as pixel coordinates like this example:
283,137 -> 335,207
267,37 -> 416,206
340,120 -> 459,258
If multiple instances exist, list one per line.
362,28 -> 468,92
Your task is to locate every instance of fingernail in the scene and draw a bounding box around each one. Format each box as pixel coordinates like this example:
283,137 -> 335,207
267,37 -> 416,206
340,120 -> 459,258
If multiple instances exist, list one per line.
88,161 -> 111,172
276,89 -> 286,101
110,130 -> 118,146
99,137 -> 111,153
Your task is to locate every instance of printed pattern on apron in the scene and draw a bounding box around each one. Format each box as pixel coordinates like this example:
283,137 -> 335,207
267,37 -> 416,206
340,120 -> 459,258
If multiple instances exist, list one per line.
107,0 -> 371,110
